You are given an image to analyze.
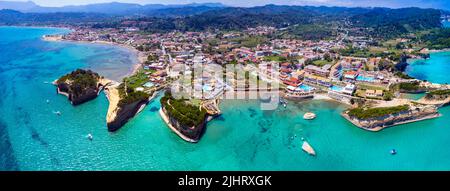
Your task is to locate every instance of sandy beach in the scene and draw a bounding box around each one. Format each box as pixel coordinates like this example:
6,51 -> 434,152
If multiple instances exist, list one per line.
313,93 -> 333,101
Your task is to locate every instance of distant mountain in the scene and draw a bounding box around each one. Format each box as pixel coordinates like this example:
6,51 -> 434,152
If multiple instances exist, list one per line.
350,7 -> 442,38
0,1 -> 227,16
107,5 -> 440,39
173,5 -> 374,30
0,1 -> 38,11
0,9 -> 110,25
28,2 -> 143,15
143,6 -> 225,17
0,4 -> 443,40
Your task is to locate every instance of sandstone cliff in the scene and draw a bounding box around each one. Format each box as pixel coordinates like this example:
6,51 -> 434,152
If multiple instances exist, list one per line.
342,105 -> 440,131
105,87 -> 149,132
160,104 -> 206,142
55,69 -> 105,106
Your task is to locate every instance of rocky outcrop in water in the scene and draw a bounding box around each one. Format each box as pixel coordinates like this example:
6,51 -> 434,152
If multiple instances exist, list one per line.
159,92 -> 208,142
160,105 -> 207,142
418,89 -> 450,107
342,105 -> 440,131
55,69 -> 104,106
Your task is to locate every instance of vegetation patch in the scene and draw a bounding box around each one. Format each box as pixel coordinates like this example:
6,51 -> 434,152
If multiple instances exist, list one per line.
312,59 -> 333,67
395,72 -> 414,79
284,24 -> 334,40
419,28 -> 450,50
231,35 -> 268,48
161,92 -> 207,127
117,70 -> 150,107
426,89 -> 450,100
119,70 -> 148,91
347,105 -> 410,120
57,69 -> 101,97
398,81 -> 423,92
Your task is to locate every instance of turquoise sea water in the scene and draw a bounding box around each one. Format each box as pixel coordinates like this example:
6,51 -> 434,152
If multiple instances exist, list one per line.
406,51 -> 450,84
2,27 -> 450,171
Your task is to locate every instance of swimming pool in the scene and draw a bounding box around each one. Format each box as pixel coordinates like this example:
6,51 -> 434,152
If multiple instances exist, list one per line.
330,85 -> 343,92
298,84 -> 314,91
143,82 -> 154,88
356,75 -> 375,82
203,85 -> 213,91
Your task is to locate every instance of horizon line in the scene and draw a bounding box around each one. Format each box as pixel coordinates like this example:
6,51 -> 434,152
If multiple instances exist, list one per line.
0,0 -> 446,11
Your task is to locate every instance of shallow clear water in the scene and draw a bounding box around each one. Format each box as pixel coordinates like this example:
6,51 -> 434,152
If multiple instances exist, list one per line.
406,51 -> 450,84
2,27 -> 450,171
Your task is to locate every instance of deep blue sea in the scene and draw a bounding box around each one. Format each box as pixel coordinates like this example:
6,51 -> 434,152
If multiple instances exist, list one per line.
2,26 -> 450,170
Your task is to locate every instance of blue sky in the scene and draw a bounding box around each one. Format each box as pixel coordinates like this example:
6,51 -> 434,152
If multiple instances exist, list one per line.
6,0 -> 450,9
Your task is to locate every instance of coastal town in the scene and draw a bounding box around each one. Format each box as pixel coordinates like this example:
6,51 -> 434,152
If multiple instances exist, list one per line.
44,20 -> 450,146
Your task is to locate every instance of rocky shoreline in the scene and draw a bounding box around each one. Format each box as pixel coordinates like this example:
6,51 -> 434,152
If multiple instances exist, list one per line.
54,70 -> 109,106
417,94 -> 450,107
342,105 -> 441,131
56,82 -> 100,105
159,103 -> 207,143
46,31 -> 156,132
104,86 -> 154,132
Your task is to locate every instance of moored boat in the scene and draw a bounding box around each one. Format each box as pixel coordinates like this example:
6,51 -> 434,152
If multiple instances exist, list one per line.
390,149 -> 397,155
302,141 -> 316,156
303,112 -> 316,120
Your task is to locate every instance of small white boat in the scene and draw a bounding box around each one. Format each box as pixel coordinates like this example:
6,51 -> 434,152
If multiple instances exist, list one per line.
302,141 -> 316,156
303,112 -> 316,120
87,134 -> 93,141
46,99 -> 50,104
390,149 -> 397,155
53,111 -> 61,116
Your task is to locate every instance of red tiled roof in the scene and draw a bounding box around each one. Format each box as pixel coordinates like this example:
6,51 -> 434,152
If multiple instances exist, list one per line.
344,71 -> 358,75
